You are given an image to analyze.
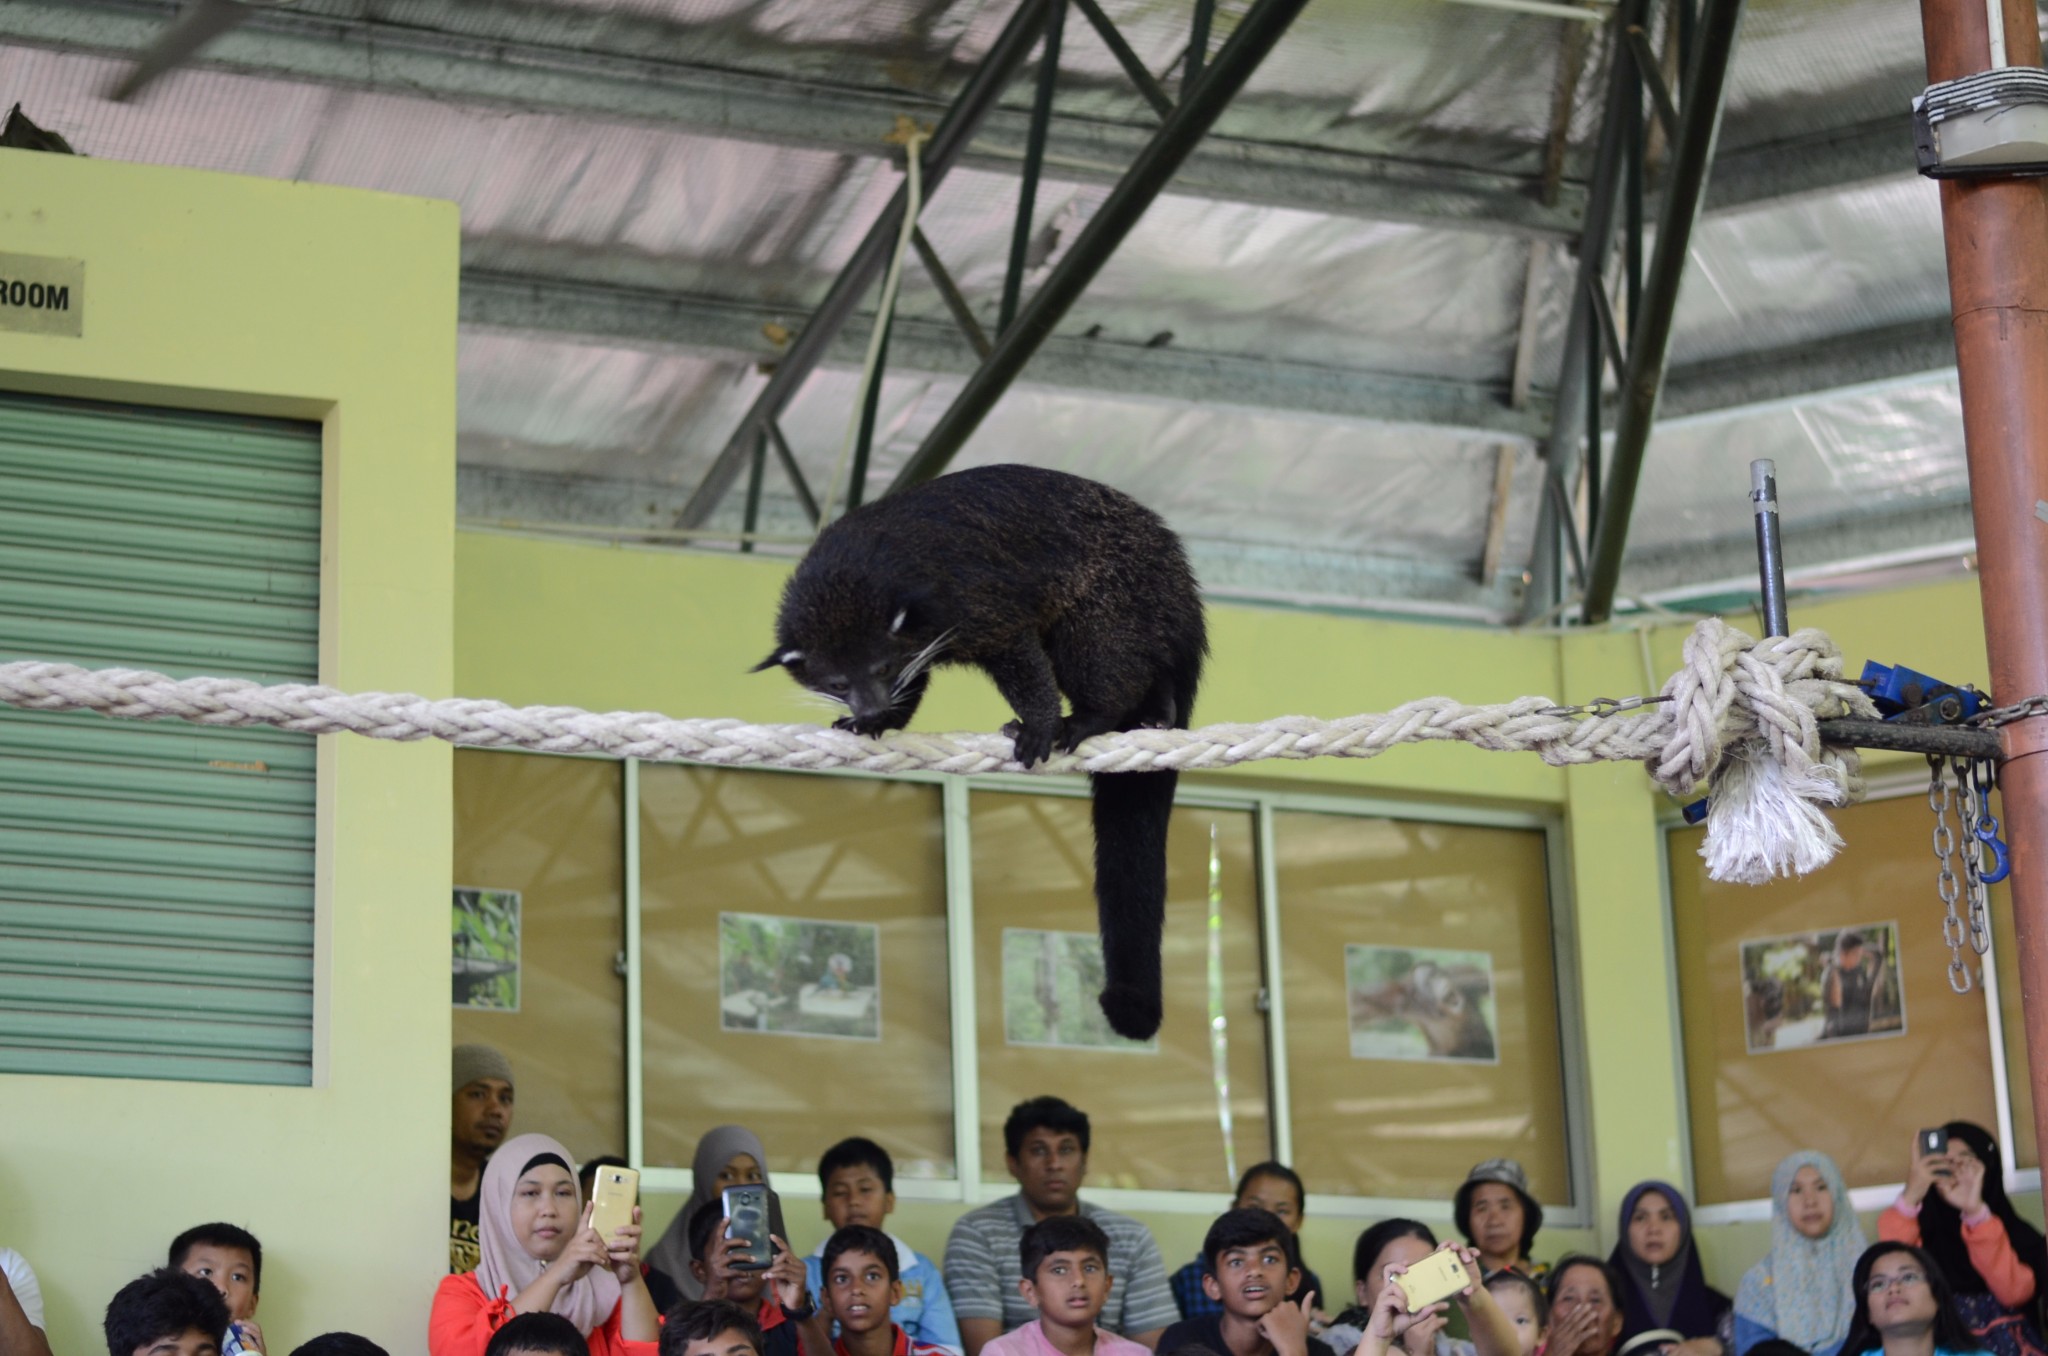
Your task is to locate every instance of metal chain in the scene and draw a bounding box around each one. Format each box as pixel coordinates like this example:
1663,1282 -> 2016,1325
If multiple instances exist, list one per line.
1536,694 -> 1673,719
1953,757 -> 1993,957
1930,756 -> 1973,993
1971,693 -> 2048,728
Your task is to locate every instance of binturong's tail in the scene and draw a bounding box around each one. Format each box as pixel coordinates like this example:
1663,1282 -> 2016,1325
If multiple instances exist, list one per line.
1089,767 -> 1177,1041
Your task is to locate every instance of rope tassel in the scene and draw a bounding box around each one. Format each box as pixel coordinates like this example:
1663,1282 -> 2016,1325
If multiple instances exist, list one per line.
0,618 -> 1876,884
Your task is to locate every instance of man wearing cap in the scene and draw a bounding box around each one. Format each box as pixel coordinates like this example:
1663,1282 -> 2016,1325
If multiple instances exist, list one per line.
449,1043 -> 515,1274
1454,1159 -> 1546,1279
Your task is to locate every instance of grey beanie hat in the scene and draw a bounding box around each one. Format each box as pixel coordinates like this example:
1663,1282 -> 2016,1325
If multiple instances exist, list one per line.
452,1043 -> 514,1093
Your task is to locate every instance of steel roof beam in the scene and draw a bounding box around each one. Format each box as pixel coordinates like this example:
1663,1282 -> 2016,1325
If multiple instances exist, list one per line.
459,269 -> 1551,440
7,0 -> 1923,231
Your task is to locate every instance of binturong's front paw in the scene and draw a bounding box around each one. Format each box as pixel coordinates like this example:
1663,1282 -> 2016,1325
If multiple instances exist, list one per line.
833,714 -> 894,737
1001,717 -> 1058,767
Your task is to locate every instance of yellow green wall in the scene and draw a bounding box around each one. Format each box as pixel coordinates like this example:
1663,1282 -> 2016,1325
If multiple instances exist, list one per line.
0,151 -> 457,1354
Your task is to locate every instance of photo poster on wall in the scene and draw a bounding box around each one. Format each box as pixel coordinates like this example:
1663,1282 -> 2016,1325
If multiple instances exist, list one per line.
1741,919 -> 1906,1054
453,886 -> 522,1011
1002,927 -> 1159,1054
719,911 -> 883,1041
1346,944 -> 1500,1063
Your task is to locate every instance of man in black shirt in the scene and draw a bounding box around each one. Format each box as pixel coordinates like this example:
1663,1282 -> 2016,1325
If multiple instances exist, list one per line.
449,1044 -> 515,1273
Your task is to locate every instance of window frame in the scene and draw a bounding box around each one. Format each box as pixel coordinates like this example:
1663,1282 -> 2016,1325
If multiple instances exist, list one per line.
486,753 -> 1591,1224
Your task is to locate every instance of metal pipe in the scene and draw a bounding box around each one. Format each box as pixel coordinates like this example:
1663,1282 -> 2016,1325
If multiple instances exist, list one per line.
672,0 -> 1051,528
1070,0 -> 1175,119
885,0 -> 1314,495
912,228 -> 994,359
1750,458 -> 1788,636
1002,0 -> 1066,336
847,314 -> 893,511
1523,0 -> 1650,620
740,431 -> 766,552
1626,25 -> 1680,144
1816,720 -> 2002,761
1580,0 -> 1746,623
1186,0 -> 1216,91
1921,0 -> 2048,1185
766,421 -> 820,527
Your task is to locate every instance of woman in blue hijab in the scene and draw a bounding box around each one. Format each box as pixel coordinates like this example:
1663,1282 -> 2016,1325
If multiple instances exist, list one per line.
1610,1181 -> 1731,1355
1734,1151 -> 1868,1356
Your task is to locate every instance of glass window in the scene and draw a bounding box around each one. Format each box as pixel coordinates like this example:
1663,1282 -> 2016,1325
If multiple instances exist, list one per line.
1671,791 -> 2001,1203
1277,811 -> 1569,1204
969,791 -> 1268,1192
639,767 -> 955,1179
452,750 -> 626,1160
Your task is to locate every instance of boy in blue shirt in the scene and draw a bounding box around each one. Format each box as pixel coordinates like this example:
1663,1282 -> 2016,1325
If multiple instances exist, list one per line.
806,1139 -> 960,1356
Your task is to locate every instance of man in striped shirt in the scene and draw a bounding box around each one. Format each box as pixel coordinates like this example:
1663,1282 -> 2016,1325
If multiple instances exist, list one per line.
942,1097 -> 1177,1356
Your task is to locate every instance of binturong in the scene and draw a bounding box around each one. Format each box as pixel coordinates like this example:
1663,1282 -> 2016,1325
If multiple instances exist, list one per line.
754,464 -> 1207,1041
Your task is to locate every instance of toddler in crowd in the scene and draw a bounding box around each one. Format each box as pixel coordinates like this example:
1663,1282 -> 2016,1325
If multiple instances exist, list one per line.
1479,1272 -> 1546,1356
171,1223 -> 266,1356
105,1267 -> 229,1356
981,1216 -> 1149,1356
819,1225 -> 956,1356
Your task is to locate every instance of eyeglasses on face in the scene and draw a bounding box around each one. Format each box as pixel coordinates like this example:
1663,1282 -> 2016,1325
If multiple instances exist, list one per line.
1865,1271 -> 1927,1295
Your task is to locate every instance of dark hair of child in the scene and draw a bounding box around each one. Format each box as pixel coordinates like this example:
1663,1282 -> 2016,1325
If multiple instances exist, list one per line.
822,1226 -> 901,1284
1201,1208 -> 1300,1272
168,1222 -> 265,1293
104,1268 -> 230,1356
285,1336 -> 392,1356
1234,1162 -> 1307,1213
1020,1215 -> 1112,1281
688,1199 -> 729,1263
1482,1270 -> 1548,1326
579,1155 -> 631,1197
660,1300 -> 767,1356
1350,1219 -> 1437,1285
818,1138 -> 896,1193
484,1311 -> 589,1356
1003,1097 -> 1091,1158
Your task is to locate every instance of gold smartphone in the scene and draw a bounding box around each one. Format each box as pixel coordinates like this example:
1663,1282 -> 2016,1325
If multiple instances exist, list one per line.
589,1165 -> 641,1240
1398,1250 -> 1473,1313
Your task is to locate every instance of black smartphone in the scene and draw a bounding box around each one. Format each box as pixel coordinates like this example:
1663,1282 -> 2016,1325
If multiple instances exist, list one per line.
721,1183 -> 787,1271
1918,1127 -> 1952,1175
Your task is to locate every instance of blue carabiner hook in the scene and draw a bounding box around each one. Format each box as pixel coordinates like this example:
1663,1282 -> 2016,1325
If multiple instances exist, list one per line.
1978,813 -> 2012,885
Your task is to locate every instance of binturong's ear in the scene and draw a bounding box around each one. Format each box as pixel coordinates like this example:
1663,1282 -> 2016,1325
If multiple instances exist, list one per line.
750,647 -> 799,673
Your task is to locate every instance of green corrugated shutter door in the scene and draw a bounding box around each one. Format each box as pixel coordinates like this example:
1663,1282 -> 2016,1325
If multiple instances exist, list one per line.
0,391 -> 320,1086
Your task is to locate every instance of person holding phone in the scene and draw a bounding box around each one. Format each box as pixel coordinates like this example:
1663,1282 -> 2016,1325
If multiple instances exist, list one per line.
648,1127 -> 774,1311
1341,1242 -> 1522,1356
1324,1222 -> 1464,1356
1834,1242 -> 1993,1356
1878,1125 -> 2047,1356
428,1132 -> 660,1356
1733,1151 -> 1867,1356
682,1199 -> 834,1356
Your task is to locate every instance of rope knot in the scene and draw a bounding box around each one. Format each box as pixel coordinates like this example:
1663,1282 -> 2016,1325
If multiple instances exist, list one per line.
1651,618 -> 1877,883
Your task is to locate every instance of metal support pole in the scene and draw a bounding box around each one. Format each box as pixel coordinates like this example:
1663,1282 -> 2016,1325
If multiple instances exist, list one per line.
1002,0 -> 1066,336
885,0 -> 1312,495
1585,291 -> 1604,544
672,0 -> 1050,528
1186,0 -> 1216,92
1579,0 -> 1746,623
847,314 -> 893,512
1626,25 -> 1681,144
1522,0 -> 1650,620
740,430 -> 766,553
1071,0 -> 1175,119
1750,458 -> 1788,636
1921,0 -> 2048,1184
913,228 -> 994,359
766,421 -> 820,527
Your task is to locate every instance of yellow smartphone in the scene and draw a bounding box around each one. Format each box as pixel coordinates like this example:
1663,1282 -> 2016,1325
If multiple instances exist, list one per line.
1398,1249 -> 1472,1313
589,1165 -> 641,1240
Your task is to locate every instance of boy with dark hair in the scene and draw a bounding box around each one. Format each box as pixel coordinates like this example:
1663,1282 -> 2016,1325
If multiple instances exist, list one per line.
482,1312 -> 589,1356
1156,1210 -> 1332,1356
945,1098 -> 1176,1356
1170,1165 -> 1324,1321
978,1217 -> 1150,1356
662,1300 -> 767,1356
285,1338 -> 390,1356
819,1225 -> 955,1356
687,1198 -> 833,1356
806,1139 -> 960,1356
104,1268 -> 230,1356
170,1223 -> 266,1356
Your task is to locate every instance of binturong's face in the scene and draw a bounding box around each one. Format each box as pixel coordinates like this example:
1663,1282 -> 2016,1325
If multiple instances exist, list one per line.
756,573 -> 951,738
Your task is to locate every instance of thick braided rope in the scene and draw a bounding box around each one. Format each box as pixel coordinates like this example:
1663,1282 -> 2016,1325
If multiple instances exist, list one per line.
0,619 -> 1858,787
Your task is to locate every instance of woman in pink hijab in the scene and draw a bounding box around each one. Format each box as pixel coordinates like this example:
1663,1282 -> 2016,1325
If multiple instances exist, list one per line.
430,1132 -> 661,1355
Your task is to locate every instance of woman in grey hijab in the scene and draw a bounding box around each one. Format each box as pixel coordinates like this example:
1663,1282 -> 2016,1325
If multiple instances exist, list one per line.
644,1125 -> 771,1311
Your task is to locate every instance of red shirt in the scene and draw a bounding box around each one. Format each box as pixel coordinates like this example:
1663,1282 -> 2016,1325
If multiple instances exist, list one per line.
833,1325 -> 954,1356
428,1272 -> 659,1356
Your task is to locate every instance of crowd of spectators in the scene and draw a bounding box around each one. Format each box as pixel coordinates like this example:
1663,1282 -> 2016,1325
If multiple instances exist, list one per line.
15,1045 -> 2040,1356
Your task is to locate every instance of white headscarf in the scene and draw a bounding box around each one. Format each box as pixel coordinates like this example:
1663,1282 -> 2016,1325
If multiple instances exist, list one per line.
644,1125 -> 772,1301
1734,1151 -> 1866,1352
475,1132 -> 621,1336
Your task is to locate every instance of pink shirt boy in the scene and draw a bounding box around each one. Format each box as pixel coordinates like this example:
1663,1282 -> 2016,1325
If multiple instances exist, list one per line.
981,1322 -> 1152,1356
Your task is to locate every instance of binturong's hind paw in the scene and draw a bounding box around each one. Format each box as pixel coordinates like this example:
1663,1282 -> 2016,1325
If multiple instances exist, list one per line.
1002,718 -> 1058,767
1099,982 -> 1163,1041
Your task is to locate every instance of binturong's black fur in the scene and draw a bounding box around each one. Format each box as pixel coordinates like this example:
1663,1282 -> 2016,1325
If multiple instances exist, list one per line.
754,464 -> 1207,1040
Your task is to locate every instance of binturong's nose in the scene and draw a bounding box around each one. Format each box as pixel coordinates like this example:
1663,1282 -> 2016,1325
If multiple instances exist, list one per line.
850,681 -> 894,722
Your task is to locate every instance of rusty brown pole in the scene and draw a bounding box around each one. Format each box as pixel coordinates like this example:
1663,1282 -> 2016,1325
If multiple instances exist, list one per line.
1921,0 -> 2048,1179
